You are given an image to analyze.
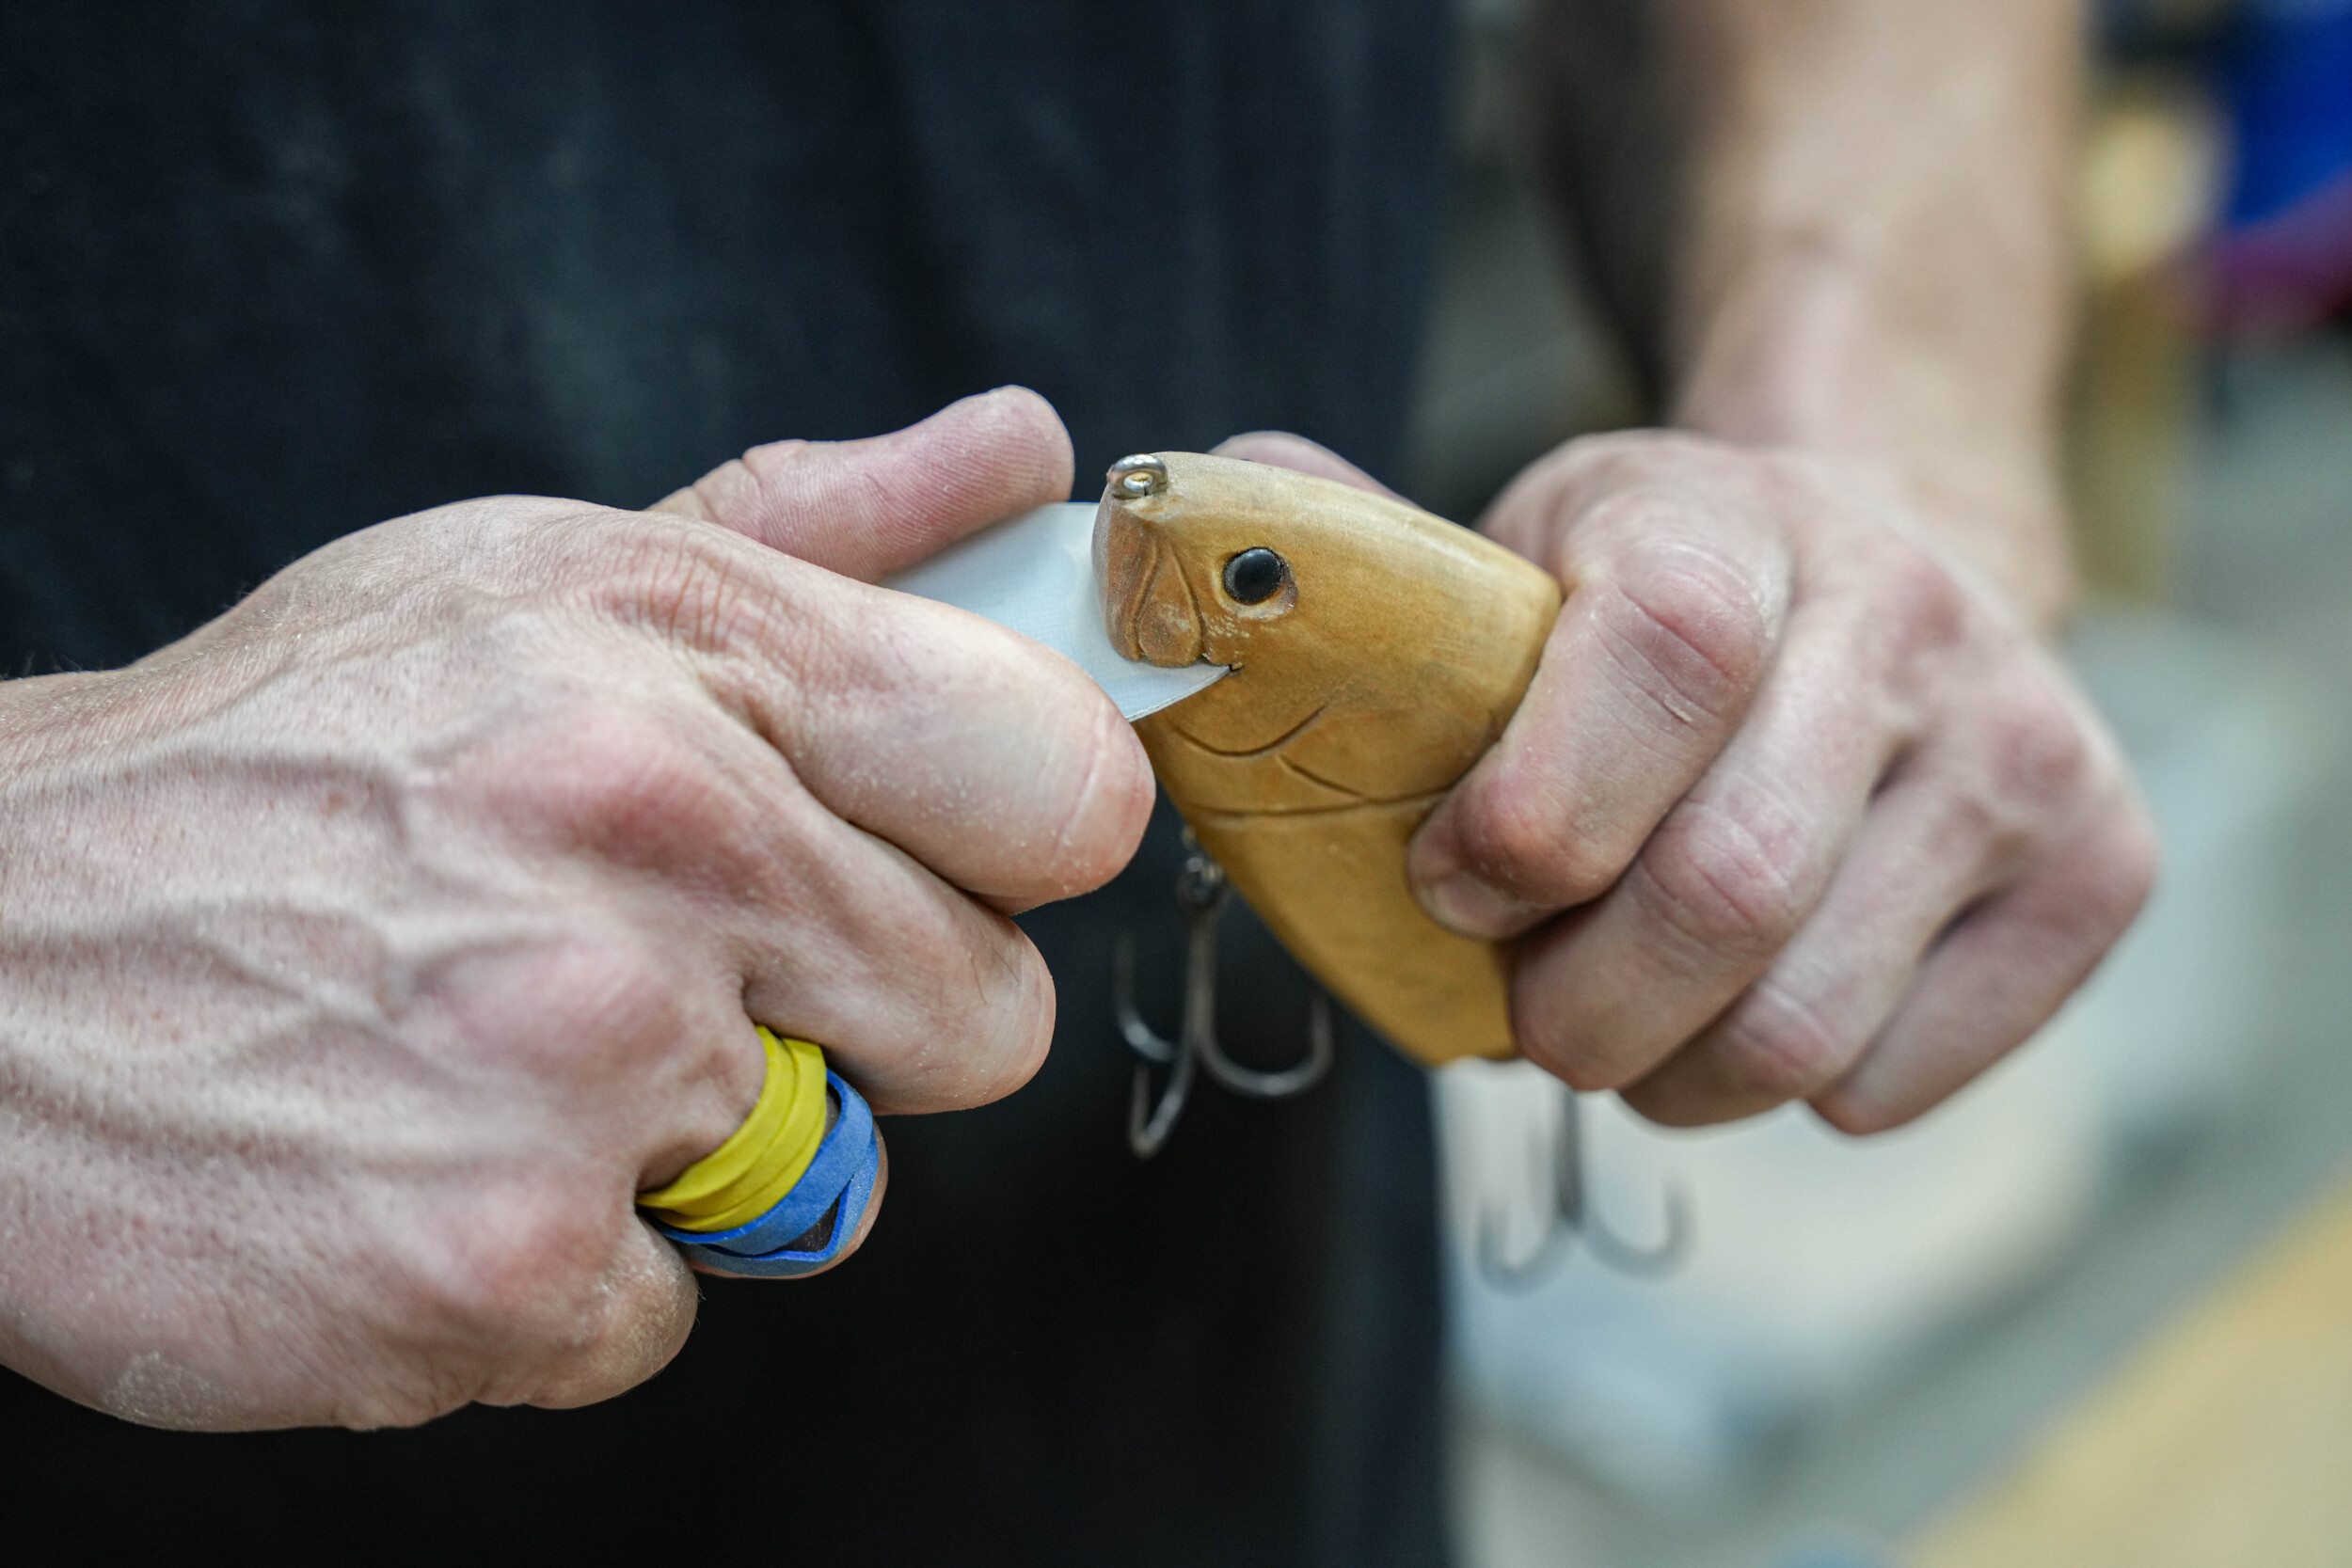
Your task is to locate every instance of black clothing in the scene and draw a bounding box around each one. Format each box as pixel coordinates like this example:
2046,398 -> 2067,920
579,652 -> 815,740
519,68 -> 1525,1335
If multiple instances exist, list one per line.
0,5 -> 1453,1563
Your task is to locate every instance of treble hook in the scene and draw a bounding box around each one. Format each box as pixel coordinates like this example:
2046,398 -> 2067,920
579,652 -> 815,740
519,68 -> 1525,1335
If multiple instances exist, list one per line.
1477,1082 -> 1692,1287
1116,832 -> 1336,1158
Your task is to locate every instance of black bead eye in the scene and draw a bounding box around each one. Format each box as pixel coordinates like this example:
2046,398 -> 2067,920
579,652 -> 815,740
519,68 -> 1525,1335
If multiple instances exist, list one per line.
1222,547 -> 1288,605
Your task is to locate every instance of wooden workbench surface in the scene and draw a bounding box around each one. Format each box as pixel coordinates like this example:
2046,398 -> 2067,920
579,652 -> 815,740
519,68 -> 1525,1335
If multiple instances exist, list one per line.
1913,1169 -> 2352,1567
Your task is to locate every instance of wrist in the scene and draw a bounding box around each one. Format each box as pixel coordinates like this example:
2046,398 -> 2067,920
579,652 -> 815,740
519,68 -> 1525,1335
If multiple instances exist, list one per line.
1665,238 -> 2077,632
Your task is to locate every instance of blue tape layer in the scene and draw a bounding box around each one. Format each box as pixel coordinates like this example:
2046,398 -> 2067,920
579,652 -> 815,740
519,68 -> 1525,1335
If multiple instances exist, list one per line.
661,1070 -> 881,1278
653,1070 -> 873,1257
676,1126 -> 877,1278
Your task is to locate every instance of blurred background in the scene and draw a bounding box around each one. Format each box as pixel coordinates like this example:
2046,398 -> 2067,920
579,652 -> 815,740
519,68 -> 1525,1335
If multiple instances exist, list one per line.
1405,0 -> 2352,1563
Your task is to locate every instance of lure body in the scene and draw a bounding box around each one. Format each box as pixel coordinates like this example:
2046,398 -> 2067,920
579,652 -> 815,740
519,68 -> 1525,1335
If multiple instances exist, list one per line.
1097,452 -> 1561,1067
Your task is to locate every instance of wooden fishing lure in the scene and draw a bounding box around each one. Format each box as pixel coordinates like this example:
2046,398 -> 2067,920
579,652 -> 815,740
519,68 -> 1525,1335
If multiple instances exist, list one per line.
1095,451 -> 1562,1068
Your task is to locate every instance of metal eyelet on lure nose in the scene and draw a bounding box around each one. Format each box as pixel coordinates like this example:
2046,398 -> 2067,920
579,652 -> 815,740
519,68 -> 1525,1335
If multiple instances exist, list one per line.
1222,547 -> 1288,605
1108,454 -> 1168,499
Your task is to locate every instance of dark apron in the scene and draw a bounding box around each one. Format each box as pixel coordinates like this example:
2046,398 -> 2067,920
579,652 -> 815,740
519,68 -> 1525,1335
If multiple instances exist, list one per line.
0,5 -> 1453,1561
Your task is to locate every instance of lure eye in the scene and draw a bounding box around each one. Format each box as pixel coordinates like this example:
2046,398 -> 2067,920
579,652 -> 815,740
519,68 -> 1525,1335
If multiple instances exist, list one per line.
1222,547 -> 1288,605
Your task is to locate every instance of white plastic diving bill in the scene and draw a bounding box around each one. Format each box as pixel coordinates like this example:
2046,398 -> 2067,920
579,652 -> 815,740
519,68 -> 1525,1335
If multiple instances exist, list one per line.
882,500 -> 1228,722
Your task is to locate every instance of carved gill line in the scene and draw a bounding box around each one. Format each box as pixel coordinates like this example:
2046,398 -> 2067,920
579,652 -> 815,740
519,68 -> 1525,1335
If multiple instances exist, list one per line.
1110,529 -> 1145,657
1168,538 -> 1208,665
1279,753 -> 1369,800
1163,702 -> 1328,760
1189,789 -> 1448,822
1136,532 -> 1169,652
1136,531 -> 1210,667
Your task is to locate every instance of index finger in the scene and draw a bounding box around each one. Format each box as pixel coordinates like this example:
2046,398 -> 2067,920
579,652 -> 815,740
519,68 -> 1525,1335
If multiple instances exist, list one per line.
584,516 -> 1152,911
1405,440 -> 1794,937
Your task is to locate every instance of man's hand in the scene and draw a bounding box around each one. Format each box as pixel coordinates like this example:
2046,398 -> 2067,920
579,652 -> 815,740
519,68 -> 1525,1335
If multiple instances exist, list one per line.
0,388 -> 1152,1430
1355,0 -> 2156,1132
1218,424 -> 2152,1134
1405,433 -> 2153,1132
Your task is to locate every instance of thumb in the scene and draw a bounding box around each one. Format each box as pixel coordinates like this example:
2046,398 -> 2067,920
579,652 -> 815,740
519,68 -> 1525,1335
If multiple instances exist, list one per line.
652,387 -> 1074,581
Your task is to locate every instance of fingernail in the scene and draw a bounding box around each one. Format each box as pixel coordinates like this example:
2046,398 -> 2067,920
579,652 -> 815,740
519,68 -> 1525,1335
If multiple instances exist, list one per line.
1417,871 -> 1543,939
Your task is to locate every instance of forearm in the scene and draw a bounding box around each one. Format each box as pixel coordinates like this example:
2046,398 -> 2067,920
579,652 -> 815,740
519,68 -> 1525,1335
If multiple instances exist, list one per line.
1533,0 -> 2085,626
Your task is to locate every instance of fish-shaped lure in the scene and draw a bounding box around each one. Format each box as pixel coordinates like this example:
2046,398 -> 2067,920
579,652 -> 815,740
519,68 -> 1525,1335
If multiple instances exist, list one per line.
642,453 -> 1562,1268
1096,452 -> 1561,1068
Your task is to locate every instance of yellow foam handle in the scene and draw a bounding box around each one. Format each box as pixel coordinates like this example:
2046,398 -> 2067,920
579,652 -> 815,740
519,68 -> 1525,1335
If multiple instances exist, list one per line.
665,1047 -> 832,1231
638,1030 -> 801,1209
637,1029 -> 830,1229
662,1100 -> 831,1233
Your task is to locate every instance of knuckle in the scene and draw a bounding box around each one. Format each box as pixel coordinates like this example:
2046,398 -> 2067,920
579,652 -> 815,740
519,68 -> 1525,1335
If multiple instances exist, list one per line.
461,929 -> 688,1085
594,515 -> 773,659
2103,795 -> 2162,919
1508,1005 -> 1596,1089
508,707 -> 745,864
1506,958 -> 1642,1093
1515,1026 -> 1648,1098
409,1181 -> 627,1361
522,1243 -> 696,1408
1596,531 -> 1778,734
1512,1017 -> 1621,1094
1908,683 -> 2108,877
961,931 -> 1057,1101
1633,794 -> 1811,958
2072,788 -> 2161,938
734,436 -> 822,499
1811,1086 -> 1909,1138
1863,534 -> 1971,655
1447,771 -> 1620,906
888,915 -> 1055,1108
1981,682 -> 2094,809
1708,978 -> 1851,1103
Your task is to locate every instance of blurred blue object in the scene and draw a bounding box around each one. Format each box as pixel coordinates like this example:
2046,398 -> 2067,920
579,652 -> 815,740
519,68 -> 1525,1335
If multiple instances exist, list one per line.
2224,0 -> 2352,225
2213,0 -> 2352,330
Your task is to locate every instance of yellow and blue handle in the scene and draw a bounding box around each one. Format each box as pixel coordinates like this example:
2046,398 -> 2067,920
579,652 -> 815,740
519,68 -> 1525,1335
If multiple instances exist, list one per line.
636,1028 -> 880,1277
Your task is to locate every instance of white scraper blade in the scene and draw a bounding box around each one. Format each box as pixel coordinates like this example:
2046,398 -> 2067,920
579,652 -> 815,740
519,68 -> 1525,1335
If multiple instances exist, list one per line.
882,500 -> 1227,721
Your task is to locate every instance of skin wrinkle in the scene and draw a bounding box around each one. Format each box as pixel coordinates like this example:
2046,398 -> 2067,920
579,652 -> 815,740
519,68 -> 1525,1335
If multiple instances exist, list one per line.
594,515 -> 788,670
1705,962 -> 1856,1102
1029,696 -> 1123,906
643,533 -> 760,665
1624,818 -> 1793,971
1588,562 -> 1770,734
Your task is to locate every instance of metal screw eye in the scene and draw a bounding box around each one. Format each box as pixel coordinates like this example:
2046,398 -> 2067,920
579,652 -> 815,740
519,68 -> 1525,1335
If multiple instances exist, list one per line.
1222,546 -> 1288,605
1108,454 -> 1168,499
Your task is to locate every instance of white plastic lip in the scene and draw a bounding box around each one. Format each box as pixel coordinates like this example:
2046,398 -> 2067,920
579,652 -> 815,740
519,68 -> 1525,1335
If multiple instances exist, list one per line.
881,500 -> 1229,721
